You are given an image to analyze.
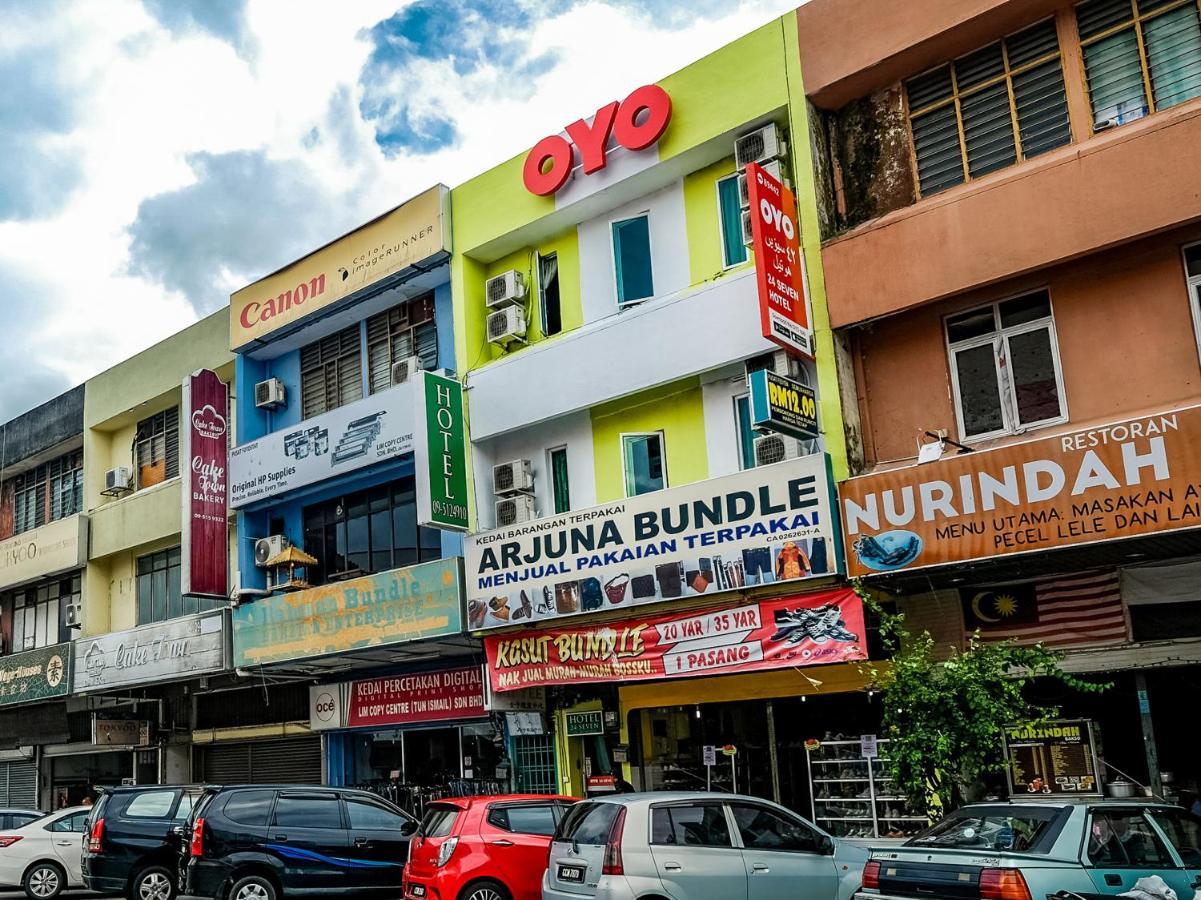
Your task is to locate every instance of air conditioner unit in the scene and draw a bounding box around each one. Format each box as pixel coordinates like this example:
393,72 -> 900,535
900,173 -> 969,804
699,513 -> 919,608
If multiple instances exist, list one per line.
738,159 -> 785,208
487,306 -> 527,348
754,433 -> 807,467
486,270 -> 526,309
254,534 -> 291,567
493,459 -> 534,496
735,123 -> 786,170
747,349 -> 806,383
495,494 -> 537,527
255,378 -> 286,410
741,209 -> 755,246
62,601 -> 82,628
391,356 -> 423,385
104,467 -> 132,494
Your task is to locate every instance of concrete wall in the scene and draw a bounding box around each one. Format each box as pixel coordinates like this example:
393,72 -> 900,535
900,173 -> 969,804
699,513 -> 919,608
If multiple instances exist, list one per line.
852,230 -> 1201,469
0,385 -> 84,472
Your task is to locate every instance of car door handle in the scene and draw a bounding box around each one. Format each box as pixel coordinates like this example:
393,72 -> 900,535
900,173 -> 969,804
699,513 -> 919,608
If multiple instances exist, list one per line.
56,840 -> 75,846
273,834 -> 288,841
663,863 -> 683,872
491,839 -> 514,847
752,863 -> 770,874
1105,875 -> 1122,887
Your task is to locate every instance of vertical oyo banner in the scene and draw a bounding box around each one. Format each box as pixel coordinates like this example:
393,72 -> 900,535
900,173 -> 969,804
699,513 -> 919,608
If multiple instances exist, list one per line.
746,161 -> 813,359
181,369 -> 229,597
414,370 -> 469,531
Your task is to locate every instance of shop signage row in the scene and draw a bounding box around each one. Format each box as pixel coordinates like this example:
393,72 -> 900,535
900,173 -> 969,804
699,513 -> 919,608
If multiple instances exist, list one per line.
0,643 -> 71,707
746,161 -> 813,360
181,368 -> 229,597
230,185 -> 449,351
308,666 -> 487,731
841,406 -> 1201,577
0,514 -> 88,592
73,610 -> 228,693
232,557 -> 464,668
484,588 -> 866,693
465,453 -> 839,632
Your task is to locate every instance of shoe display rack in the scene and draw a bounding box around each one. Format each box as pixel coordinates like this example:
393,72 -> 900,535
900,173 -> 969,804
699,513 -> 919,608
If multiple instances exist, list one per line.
806,737 -> 926,839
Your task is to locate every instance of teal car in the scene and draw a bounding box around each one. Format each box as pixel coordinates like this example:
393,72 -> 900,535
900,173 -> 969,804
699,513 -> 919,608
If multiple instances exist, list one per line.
856,800 -> 1201,900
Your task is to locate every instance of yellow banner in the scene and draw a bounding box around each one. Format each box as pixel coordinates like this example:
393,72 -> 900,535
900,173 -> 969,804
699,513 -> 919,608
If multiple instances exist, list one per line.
230,185 -> 449,350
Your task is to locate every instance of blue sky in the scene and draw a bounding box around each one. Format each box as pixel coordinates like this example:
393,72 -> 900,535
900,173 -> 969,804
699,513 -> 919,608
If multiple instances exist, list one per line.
0,0 -> 795,421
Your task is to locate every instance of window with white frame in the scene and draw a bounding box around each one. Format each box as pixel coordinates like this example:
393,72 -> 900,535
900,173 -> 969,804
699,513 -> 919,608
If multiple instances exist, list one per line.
718,175 -> 749,268
4,575 -> 80,653
612,214 -> 654,305
547,446 -> 570,514
538,253 -> 563,337
735,395 -> 756,470
945,289 -> 1066,440
1186,244 -> 1201,359
622,432 -> 667,496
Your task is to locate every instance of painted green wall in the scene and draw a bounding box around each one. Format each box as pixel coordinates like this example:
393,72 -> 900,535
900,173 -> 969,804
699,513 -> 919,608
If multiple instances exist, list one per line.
590,379 -> 709,503
682,156 -> 750,286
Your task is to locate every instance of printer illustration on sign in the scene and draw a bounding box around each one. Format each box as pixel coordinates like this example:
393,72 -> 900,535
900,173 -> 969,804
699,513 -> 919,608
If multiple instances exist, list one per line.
332,412 -> 386,464
284,426 -> 329,460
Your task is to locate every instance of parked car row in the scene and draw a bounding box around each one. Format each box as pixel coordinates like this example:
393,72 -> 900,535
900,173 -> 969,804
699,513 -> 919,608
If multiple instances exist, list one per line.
8,784 -> 1199,900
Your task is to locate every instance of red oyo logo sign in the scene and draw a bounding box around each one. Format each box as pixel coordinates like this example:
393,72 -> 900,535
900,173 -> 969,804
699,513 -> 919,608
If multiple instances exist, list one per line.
522,85 -> 672,196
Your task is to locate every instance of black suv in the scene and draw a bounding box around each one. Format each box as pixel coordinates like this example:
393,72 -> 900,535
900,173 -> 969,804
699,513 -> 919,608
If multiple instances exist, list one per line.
82,784 -> 206,900
181,785 -> 418,900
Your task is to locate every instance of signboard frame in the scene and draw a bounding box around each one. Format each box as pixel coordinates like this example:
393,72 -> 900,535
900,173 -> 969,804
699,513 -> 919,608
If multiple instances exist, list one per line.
0,643 -> 71,708
413,371 -> 469,531
181,368 -> 229,597
748,368 -> 819,441
565,711 -> 605,737
1002,718 -> 1102,797
72,611 -> 228,693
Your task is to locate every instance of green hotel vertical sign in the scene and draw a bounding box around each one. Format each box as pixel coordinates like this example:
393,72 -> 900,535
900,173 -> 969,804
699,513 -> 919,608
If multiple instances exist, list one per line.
415,370 -> 469,531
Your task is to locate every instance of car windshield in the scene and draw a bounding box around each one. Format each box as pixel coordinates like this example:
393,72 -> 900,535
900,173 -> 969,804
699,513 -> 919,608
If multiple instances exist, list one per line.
909,807 -> 1061,852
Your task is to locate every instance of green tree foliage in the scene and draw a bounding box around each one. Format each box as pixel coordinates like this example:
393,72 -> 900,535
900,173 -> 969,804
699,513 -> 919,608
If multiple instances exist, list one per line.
857,583 -> 1108,819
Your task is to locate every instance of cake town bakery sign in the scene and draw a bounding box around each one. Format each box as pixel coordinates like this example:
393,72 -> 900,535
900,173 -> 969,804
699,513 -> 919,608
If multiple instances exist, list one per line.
73,611 -> 228,692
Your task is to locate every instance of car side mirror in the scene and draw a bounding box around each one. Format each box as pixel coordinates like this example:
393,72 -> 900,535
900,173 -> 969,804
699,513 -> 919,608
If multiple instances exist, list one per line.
401,820 -> 418,836
818,834 -> 835,855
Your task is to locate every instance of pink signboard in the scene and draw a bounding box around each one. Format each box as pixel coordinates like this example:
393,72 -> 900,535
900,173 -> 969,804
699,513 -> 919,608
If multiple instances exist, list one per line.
347,667 -> 487,728
181,369 -> 229,598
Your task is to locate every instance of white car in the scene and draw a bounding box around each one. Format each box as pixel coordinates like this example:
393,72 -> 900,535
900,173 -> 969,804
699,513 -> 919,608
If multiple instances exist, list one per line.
0,806 -> 91,899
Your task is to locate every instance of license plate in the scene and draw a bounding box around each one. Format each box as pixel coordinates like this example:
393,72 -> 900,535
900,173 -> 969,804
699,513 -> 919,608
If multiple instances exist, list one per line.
409,886 -> 426,898
558,864 -> 586,883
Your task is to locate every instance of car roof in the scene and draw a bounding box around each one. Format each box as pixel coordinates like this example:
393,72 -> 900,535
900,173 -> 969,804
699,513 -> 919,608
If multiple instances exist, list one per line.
0,808 -> 41,814
426,794 -> 577,809
100,784 -> 206,793
964,798 -> 1179,808
569,792 -> 774,808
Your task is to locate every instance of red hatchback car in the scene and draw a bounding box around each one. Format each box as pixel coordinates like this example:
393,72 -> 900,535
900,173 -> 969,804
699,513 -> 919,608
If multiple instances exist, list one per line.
403,794 -> 577,900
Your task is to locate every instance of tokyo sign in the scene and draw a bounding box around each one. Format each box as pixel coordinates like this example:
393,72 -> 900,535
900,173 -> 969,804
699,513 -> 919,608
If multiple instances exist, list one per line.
522,85 -> 672,196
746,161 -> 814,359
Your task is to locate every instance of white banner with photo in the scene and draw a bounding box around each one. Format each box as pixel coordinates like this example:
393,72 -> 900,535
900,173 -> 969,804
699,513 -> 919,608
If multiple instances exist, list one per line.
464,454 -> 840,631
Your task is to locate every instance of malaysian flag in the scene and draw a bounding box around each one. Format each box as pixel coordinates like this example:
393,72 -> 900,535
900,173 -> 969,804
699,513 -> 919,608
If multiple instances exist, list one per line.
961,570 -> 1128,649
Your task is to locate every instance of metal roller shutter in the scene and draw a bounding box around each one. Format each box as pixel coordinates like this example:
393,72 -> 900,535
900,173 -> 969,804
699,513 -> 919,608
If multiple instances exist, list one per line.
200,736 -> 322,785
0,761 -> 38,807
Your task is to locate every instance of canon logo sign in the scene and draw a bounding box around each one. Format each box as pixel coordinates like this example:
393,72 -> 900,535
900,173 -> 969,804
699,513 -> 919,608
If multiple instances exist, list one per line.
522,84 -> 672,196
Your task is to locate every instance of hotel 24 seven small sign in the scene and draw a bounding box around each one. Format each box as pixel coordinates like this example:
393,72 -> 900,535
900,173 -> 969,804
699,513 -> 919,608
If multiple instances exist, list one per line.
73,611 -> 227,692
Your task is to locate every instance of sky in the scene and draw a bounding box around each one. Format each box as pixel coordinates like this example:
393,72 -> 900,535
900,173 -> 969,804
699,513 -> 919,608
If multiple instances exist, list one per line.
0,0 -> 799,422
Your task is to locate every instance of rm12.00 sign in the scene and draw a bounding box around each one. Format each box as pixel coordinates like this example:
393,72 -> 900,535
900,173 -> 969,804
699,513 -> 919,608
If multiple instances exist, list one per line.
746,161 -> 813,359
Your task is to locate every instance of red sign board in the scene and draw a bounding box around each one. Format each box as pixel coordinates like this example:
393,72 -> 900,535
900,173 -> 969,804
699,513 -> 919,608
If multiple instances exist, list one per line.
522,84 -> 672,196
746,161 -> 813,359
181,369 -> 228,597
485,589 -> 866,693
347,667 -> 488,728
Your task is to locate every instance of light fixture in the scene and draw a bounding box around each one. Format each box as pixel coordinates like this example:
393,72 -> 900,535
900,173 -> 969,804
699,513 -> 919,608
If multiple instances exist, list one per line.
694,706 -> 701,719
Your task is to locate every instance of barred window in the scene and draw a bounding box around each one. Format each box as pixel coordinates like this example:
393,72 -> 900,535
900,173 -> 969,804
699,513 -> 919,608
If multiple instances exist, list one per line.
9,450 -> 83,534
136,408 -> 179,489
4,575 -> 80,653
1077,0 -> 1201,129
366,292 -> 438,394
300,324 -> 363,419
906,20 -> 1072,196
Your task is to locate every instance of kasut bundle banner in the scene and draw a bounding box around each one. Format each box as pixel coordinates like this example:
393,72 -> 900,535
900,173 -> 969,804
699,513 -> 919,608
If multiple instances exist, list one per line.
464,455 -> 839,631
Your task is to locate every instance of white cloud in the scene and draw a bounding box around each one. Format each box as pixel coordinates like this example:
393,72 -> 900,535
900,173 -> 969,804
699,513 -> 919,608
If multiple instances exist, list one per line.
0,0 -> 797,421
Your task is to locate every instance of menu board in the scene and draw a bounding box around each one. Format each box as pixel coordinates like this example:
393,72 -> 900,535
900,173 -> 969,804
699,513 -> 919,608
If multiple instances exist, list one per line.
1003,719 -> 1101,796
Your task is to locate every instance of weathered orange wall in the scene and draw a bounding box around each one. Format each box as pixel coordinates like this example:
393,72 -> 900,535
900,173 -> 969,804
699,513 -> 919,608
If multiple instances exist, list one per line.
797,0 -> 1064,109
856,231 -> 1201,469
823,101 -> 1201,329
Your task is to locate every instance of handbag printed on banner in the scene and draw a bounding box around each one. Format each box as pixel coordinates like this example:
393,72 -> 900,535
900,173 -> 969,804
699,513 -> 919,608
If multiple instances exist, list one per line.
580,577 -> 604,611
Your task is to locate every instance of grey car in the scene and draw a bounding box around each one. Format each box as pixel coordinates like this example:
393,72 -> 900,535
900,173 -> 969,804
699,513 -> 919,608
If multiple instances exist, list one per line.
542,792 -> 868,900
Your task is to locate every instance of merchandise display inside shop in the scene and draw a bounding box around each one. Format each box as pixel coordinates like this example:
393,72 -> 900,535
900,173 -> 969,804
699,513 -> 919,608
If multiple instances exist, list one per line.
627,691 -> 920,836
340,722 -> 503,816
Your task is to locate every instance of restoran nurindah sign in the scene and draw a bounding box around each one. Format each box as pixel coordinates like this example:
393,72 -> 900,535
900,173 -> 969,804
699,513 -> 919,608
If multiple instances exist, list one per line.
464,454 -> 840,631
840,407 -> 1201,577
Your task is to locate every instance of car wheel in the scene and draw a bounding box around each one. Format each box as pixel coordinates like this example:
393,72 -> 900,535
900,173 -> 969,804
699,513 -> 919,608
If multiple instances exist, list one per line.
23,862 -> 65,900
229,874 -> 278,900
131,864 -> 176,900
461,879 -> 509,900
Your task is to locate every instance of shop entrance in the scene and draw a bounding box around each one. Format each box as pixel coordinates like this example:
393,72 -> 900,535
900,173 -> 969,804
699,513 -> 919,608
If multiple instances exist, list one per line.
48,751 -> 133,808
632,691 -> 884,815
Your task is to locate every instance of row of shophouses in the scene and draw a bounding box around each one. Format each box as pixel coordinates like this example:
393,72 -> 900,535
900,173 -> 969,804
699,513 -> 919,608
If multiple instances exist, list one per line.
5,0 -> 1201,835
